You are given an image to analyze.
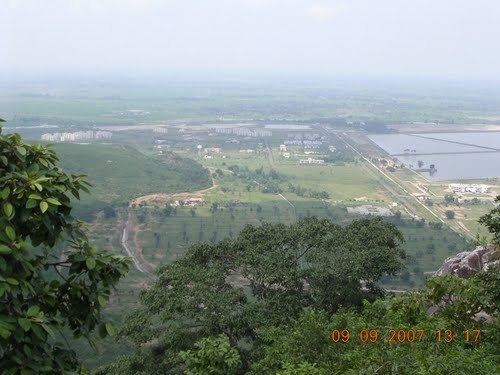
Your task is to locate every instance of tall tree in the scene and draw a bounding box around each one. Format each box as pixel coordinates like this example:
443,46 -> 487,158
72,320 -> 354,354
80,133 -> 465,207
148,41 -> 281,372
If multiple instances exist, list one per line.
479,195 -> 500,245
109,217 -> 405,373
0,123 -> 130,373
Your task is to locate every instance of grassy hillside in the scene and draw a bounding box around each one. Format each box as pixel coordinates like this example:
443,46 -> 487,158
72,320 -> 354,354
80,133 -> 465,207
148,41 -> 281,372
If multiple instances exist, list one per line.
53,143 -> 211,219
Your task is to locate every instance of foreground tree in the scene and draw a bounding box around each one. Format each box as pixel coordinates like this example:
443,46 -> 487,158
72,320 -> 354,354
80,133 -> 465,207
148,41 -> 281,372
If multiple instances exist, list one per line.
101,216 -> 405,373
0,123 -> 130,373
479,195 -> 500,245
252,267 -> 499,375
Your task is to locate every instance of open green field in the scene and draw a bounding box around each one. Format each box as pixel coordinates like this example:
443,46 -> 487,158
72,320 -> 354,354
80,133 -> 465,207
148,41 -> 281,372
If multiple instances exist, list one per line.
199,151 -> 389,202
53,143 -> 211,218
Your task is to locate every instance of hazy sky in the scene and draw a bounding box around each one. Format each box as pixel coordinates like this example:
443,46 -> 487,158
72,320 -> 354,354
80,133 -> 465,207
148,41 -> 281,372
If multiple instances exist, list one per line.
2,0 -> 500,79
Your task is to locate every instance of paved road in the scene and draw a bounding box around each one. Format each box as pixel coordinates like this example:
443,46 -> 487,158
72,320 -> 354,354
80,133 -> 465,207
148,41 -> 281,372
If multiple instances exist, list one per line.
336,132 -> 444,223
408,134 -> 500,151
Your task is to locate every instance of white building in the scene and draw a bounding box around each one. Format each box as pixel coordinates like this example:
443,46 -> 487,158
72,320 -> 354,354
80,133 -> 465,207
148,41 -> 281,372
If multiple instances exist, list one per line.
213,127 -> 272,137
41,130 -> 112,142
449,184 -> 490,194
279,144 -> 287,152
282,152 -> 291,159
203,147 -> 221,154
347,205 -> 394,217
299,157 -> 325,165
153,127 -> 169,134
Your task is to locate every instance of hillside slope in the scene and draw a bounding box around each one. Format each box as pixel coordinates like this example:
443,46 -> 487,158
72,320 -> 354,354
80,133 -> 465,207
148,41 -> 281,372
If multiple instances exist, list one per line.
53,143 -> 211,218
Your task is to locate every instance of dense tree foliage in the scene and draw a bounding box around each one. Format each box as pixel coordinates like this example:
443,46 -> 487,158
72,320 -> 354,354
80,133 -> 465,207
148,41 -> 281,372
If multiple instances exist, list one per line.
101,200 -> 500,374
100,217 -> 405,373
479,195 -> 500,245
0,123 -> 130,373
252,268 -> 499,374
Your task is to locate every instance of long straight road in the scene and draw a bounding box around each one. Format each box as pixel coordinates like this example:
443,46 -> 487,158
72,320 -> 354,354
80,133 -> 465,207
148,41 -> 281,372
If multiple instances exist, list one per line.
328,129 -> 475,238
337,133 -> 445,223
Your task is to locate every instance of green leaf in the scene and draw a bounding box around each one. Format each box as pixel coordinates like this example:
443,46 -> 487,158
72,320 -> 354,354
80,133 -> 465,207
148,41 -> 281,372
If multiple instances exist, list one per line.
86,258 -> 96,270
18,318 -> 31,332
26,199 -> 37,209
6,278 -> 19,285
98,323 -> 107,338
0,187 -> 10,199
31,325 -> 45,340
0,326 -> 11,339
0,245 -> 12,254
28,194 -> 42,200
3,202 -> 13,217
105,322 -> 115,336
39,201 -> 48,213
98,295 -> 107,306
41,323 -> 54,336
45,198 -> 61,206
27,306 -> 40,317
16,146 -> 27,156
5,226 -> 15,241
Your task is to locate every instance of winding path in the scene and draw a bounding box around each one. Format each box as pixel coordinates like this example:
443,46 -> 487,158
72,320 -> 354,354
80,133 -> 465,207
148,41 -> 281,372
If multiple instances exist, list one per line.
121,212 -> 146,273
121,174 -> 219,273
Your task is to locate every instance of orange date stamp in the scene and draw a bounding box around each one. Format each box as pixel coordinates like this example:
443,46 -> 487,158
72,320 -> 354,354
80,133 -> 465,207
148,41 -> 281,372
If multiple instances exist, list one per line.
330,329 -> 481,344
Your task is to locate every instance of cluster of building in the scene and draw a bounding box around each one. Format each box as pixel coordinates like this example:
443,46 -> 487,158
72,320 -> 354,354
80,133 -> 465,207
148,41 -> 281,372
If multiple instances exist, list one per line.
284,140 -> 323,149
202,147 -> 221,154
287,132 -> 322,140
278,145 -> 290,158
41,131 -> 112,142
213,127 -> 272,137
449,184 -> 490,194
171,198 -> 203,207
347,205 -> 394,217
299,157 -> 325,165
152,127 -> 169,134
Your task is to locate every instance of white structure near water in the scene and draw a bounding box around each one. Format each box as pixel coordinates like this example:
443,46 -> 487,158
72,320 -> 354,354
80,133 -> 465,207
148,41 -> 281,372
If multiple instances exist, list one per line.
41,131 -> 112,142
212,127 -> 271,137
449,184 -> 490,194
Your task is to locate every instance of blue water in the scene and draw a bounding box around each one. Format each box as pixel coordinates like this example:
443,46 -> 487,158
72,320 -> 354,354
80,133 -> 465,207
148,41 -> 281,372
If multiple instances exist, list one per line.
368,132 -> 500,180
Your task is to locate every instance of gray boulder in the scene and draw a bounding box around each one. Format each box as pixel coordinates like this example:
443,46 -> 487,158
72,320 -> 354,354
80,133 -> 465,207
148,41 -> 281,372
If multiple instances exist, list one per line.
435,245 -> 499,278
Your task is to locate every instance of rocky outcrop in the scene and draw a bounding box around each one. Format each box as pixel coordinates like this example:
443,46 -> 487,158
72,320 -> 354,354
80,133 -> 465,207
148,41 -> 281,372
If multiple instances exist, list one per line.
435,245 -> 500,278
429,245 -> 499,321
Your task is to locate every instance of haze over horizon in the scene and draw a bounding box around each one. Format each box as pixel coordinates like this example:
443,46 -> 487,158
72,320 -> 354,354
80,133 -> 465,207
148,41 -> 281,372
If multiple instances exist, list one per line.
1,0 -> 500,81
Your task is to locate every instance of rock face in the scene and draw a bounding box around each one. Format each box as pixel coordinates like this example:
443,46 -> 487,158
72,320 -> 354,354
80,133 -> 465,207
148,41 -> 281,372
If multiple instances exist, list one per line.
435,245 -> 500,278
